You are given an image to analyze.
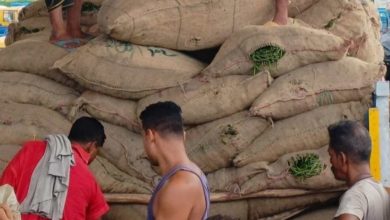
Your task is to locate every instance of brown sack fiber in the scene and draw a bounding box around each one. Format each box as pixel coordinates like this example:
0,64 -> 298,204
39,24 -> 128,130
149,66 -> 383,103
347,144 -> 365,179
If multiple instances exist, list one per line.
288,0 -> 321,17
89,156 -> 152,194
250,57 -> 384,119
138,73 -> 271,125
248,192 -> 340,220
98,0 -> 276,51
234,101 -> 368,167
0,102 -> 71,145
202,25 -> 349,78
0,39 -> 79,88
208,146 -> 343,194
296,0 -> 383,64
54,36 -> 205,99
0,145 -> 21,174
186,111 -> 269,173
98,122 -> 158,185
68,91 -> 139,132
0,71 -> 79,115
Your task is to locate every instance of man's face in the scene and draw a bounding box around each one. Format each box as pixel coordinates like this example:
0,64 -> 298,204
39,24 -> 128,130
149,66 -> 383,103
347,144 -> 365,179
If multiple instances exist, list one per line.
328,146 -> 347,181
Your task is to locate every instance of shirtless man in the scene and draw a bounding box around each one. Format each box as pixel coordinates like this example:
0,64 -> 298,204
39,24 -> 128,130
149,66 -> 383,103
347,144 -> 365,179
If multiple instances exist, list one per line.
139,101 -> 210,220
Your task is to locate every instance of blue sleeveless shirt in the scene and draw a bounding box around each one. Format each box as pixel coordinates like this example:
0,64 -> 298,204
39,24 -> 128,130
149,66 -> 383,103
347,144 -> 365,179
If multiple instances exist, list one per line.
147,164 -> 210,220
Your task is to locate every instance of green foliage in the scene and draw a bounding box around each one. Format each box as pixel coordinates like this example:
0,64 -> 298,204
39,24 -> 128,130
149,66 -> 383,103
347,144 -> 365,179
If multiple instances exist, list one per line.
250,45 -> 285,75
288,153 -> 326,181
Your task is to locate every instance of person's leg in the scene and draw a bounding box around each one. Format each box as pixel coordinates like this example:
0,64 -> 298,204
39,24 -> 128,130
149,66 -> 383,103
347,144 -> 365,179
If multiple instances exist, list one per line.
66,0 -> 84,38
273,0 -> 289,25
48,6 -> 72,42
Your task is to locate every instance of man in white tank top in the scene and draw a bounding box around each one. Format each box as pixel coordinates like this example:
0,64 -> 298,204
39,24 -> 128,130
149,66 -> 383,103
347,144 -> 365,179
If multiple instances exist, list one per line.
327,120 -> 390,220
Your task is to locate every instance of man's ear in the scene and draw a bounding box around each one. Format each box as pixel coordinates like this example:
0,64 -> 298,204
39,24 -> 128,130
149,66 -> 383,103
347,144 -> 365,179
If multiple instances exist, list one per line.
146,129 -> 156,142
340,152 -> 348,165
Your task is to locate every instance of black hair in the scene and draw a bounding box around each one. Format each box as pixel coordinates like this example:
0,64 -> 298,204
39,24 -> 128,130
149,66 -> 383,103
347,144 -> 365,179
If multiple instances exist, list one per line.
140,101 -> 184,137
328,120 -> 371,164
68,117 -> 106,147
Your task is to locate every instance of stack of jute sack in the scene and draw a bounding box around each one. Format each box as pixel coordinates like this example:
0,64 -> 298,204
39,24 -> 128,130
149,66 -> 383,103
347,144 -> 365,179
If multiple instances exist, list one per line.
0,0 -> 385,219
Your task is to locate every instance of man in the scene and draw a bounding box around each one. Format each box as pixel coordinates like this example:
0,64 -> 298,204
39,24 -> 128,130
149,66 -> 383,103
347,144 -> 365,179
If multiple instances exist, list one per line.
45,0 -> 86,49
328,120 -> 390,220
140,101 -> 210,220
0,117 -> 109,220
0,204 -> 13,220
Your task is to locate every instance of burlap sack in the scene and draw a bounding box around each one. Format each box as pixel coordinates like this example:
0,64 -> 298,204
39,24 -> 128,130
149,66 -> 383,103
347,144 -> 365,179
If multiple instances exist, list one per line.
104,204 -> 147,220
5,23 -> 51,46
0,103 -> 71,145
0,39 -> 79,88
288,0 -> 321,17
248,192 -> 340,220
138,73 -> 272,125
0,145 -> 21,174
98,122 -> 158,185
292,205 -> 338,220
54,36 -> 205,99
295,0 -> 383,64
68,91 -> 139,132
234,102 -> 368,167
186,111 -> 269,173
89,156 -> 152,193
98,0 -> 276,50
18,0 -> 48,21
0,71 -> 79,115
208,200 -> 249,220
250,57 -> 384,119
355,1 -> 384,64
209,146 -> 344,194
202,25 -> 349,78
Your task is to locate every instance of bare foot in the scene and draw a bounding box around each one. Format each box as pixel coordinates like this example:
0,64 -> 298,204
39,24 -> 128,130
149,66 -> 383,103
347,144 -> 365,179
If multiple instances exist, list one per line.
50,32 -> 82,49
273,0 -> 289,25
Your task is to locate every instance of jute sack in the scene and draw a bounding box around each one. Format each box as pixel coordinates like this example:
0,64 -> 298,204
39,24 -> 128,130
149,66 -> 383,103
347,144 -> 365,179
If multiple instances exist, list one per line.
0,39 -> 79,88
89,156 -> 152,194
68,91 -> 139,132
250,57 -> 384,119
5,16 -> 51,46
98,0 -> 275,51
104,204 -> 147,220
0,103 -> 71,145
186,111 -> 269,173
138,73 -> 272,125
5,23 -> 51,46
248,192 -> 340,220
98,122 -> 158,185
209,146 -> 343,194
355,1 -> 384,64
293,205 -> 338,220
234,101 -> 368,167
288,0 -> 321,17
202,25 -> 349,78
295,0 -> 383,64
0,71 -> 79,115
208,200 -> 249,220
54,36 -> 205,99
0,145 -> 21,174
18,0 -> 48,21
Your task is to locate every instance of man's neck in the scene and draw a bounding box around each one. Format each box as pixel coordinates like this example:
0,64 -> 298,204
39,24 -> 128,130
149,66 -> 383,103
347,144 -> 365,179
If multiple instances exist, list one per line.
156,139 -> 192,176
347,163 -> 372,187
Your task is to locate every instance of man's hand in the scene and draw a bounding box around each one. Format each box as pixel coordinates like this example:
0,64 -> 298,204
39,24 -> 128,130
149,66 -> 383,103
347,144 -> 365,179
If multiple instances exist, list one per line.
0,204 -> 13,220
336,214 -> 360,220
